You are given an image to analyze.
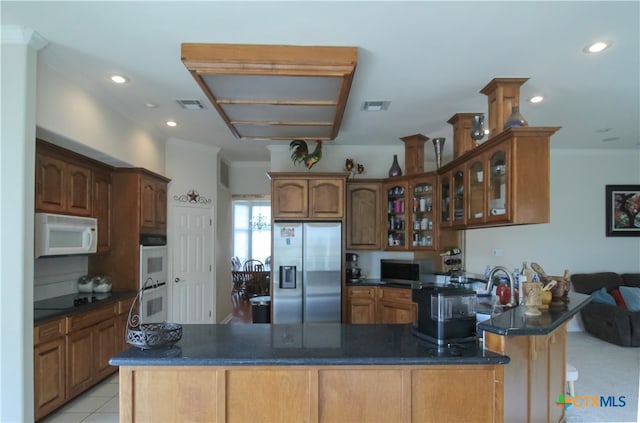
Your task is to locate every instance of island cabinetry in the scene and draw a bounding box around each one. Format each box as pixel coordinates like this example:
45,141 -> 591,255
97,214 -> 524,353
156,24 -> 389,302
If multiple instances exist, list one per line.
409,175 -> 438,250
347,286 -> 416,324
346,180 -> 382,250
35,141 -> 93,217
269,173 -> 348,219
118,364 -> 504,423
484,323 -> 567,423
384,179 -> 409,249
34,317 -> 66,421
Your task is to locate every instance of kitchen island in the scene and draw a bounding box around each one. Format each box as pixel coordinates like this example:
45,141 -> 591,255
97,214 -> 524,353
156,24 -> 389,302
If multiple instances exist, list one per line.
110,292 -> 590,423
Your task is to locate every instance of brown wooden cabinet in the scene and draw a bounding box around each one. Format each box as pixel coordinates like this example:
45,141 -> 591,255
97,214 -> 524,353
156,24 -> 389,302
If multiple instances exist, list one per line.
408,175 -> 438,250
346,286 -> 416,324
93,167 -> 112,253
36,146 -> 93,217
377,287 -> 417,324
437,127 -> 558,230
34,296 -> 135,421
140,175 -> 167,232
34,318 -> 66,421
384,180 -> 409,250
346,181 -> 382,250
269,173 -> 348,220
90,169 -> 170,292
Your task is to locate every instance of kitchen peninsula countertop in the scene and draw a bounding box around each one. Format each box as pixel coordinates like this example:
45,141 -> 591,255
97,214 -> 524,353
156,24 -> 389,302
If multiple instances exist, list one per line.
110,323 -> 509,367
478,291 -> 591,336
34,291 -> 137,324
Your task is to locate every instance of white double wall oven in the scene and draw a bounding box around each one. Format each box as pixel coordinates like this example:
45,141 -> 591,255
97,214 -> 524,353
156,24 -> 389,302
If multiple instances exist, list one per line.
139,235 -> 168,323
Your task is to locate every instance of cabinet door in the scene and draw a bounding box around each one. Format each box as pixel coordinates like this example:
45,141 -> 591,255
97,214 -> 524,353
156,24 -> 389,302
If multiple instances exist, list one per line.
451,166 -> 466,227
309,179 -> 344,218
140,176 -> 157,230
486,145 -> 511,224
155,182 -> 167,230
467,159 -> 486,225
346,182 -> 381,250
272,179 -> 308,218
66,327 -> 95,399
347,286 -> 376,324
439,173 -> 452,228
35,153 -> 67,213
377,287 -> 417,324
94,318 -> 118,381
409,176 -> 437,250
93,168 -> 112,253
66,163 -> 92,216
384,181 -> 409,249
34,338 -> 66,421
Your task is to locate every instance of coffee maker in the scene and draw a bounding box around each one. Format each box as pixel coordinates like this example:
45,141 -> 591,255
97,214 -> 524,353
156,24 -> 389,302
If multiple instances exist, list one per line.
346,253 -> 362,282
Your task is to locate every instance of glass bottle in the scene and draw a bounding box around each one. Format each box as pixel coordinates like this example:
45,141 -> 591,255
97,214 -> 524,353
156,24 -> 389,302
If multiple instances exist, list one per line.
504,106 -> 528,129
519,261 -> 528,304
388,154 -> 402,177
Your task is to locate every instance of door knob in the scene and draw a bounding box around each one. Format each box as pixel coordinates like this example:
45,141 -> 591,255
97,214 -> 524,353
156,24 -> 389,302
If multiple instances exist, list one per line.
174,277 -> 183,283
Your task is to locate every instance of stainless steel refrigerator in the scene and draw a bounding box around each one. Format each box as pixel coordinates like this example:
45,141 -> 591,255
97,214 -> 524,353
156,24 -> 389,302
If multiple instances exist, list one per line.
272,222 -> 342,323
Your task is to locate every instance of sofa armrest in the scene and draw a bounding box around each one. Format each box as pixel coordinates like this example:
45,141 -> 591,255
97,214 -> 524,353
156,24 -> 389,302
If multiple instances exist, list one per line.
580,303 -> 632,346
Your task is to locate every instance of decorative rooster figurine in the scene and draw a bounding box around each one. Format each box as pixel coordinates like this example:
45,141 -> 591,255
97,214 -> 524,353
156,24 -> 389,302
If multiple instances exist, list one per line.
289,140 -> 323,170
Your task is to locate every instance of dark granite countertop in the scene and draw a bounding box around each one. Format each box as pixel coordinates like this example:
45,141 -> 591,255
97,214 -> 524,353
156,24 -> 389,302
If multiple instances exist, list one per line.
110,323 -> 509,367
346,278 -> 411,288
477,292 -> 591,336
34,291 -> 137,324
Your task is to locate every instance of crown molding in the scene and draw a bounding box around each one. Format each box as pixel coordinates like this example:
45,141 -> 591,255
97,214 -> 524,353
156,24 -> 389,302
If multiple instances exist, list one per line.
1,25 -> 48,50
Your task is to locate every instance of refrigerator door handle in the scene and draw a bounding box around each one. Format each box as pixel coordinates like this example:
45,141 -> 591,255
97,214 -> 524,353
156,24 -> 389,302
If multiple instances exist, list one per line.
279,265 -> 297,289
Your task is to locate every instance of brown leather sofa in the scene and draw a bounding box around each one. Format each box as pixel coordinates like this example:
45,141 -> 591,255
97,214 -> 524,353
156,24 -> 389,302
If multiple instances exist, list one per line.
571,272 -> 640,347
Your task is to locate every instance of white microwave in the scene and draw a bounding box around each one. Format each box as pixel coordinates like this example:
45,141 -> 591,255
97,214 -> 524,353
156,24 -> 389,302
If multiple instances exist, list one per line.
34,213 -> 98,258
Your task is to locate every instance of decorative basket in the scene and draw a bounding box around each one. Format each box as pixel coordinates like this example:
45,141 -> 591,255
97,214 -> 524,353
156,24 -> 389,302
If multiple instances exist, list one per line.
126,282 -> 182,350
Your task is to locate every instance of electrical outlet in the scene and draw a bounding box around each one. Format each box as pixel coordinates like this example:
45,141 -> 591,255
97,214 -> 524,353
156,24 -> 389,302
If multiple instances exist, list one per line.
493,248 -> 503,257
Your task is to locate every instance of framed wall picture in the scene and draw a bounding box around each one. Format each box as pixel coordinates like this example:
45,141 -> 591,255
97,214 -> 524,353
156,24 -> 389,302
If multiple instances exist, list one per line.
606,185 -> 640,237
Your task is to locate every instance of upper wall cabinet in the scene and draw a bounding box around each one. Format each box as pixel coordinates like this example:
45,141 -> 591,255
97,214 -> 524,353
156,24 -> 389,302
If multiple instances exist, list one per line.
140,175 -> 168,233
36,143 -> 93,217
439,127 -> 559,229
269,173 -> 348,220
346,180 -> 382,250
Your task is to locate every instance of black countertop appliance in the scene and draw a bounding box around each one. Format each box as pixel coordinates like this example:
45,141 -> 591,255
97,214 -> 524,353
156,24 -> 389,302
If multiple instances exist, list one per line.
412,284 -> 477,346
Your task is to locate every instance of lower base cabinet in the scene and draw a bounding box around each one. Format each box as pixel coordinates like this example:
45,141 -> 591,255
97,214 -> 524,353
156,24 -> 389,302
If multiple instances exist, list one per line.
347,286 -> 417,324
34,338 -> 66,419
34,296 -> 134,421
118,364 -> 503,422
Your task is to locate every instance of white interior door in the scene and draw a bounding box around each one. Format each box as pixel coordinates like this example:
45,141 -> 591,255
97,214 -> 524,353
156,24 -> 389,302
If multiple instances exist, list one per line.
170,204 -> 215,323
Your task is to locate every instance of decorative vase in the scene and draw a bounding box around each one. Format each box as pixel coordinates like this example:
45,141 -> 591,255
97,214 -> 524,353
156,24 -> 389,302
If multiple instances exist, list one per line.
503,106 -> 528,129
432,137 -> 445,169
388,154 -> 402,177
470,114 -> 486,144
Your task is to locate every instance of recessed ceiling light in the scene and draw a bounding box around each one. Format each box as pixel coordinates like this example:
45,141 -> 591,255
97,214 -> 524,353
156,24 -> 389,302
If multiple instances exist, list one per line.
110,75 -> 128,84
529,96 -> 544,103
166,120 -> 178,127
145,103 -> 157,108
583,41 -> 612,54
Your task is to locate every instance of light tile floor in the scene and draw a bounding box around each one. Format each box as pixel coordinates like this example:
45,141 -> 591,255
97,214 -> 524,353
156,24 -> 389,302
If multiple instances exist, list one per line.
40,373 -> 119,423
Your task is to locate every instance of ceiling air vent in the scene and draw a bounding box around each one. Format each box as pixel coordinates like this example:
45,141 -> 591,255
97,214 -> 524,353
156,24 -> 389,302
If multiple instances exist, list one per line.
176,99 -> 205,110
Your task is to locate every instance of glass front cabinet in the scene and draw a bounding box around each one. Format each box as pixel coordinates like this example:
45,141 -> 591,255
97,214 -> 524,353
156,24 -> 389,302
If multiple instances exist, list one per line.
439,172 -> 451,228
466,158 -> 486,226
409,175 -> 437,250
384,180 -> 409,250
486,144 -> 511,225
451,166 -> 466,228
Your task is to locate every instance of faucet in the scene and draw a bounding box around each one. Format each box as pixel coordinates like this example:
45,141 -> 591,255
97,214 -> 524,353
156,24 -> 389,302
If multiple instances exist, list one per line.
486,266 -> 518,307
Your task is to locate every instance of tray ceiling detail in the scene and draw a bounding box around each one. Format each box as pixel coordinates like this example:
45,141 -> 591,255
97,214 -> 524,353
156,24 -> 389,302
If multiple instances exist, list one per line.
181,43 -> 358,141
